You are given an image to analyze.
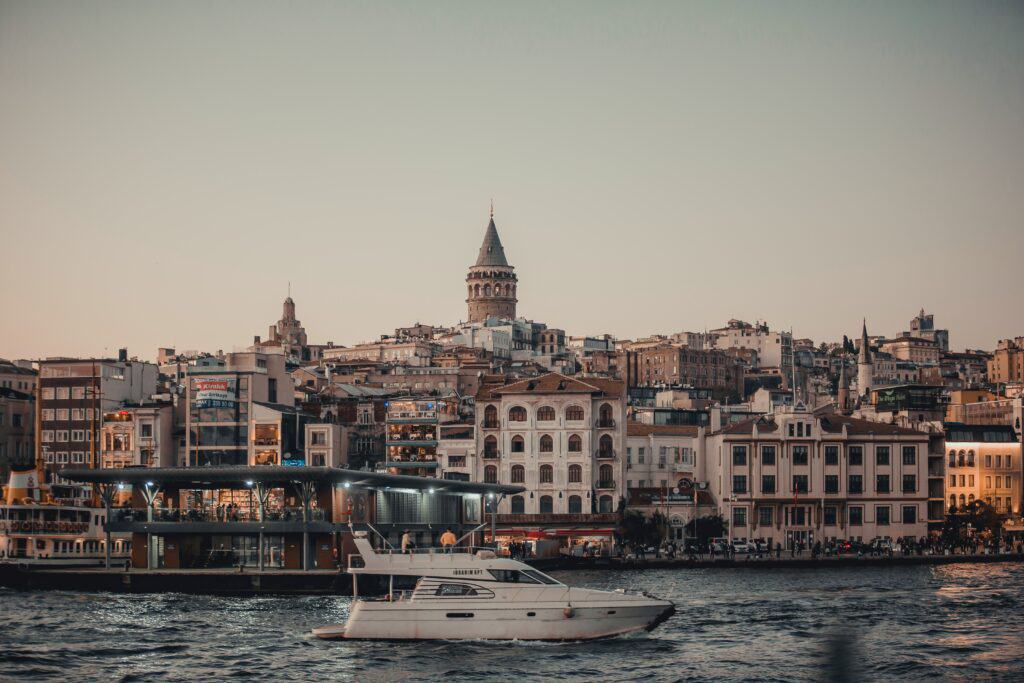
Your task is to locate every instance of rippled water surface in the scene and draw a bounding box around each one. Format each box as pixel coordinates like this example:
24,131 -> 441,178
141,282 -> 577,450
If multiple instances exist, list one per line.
2,563 -> 1023,681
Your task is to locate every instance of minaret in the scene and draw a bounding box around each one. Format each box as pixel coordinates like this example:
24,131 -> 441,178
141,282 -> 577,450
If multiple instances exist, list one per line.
466,205 -> 517,323
857,319 -> 873,399
837,364 -> 850,413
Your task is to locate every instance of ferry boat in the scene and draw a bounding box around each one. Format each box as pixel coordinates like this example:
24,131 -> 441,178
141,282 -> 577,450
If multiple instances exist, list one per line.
0,467 -> 130,567
313,531 -> 675,641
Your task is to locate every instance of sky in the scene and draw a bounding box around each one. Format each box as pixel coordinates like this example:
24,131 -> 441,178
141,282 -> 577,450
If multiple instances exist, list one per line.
2,1 -> 1023,361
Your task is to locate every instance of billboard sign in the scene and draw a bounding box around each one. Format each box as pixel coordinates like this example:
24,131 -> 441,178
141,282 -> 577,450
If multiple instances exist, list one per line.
193,378 -> 237,409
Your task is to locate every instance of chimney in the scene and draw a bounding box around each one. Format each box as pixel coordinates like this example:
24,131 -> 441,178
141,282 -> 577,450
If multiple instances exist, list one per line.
254,336 -> 261,345
118,348 -> 128,362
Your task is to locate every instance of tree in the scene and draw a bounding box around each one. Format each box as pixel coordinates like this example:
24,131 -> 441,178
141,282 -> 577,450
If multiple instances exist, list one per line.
942,499 -> 1005,544
685,514 -> 727,546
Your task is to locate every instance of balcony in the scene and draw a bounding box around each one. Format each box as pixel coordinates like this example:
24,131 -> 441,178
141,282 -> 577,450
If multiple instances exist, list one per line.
595,449 -> 616,459
384,460 -> 439,469
595,480 -> 616,490
481,421 -> 499,430
595,419 -> 616,429
481,451 -> 501,460
386,438 -> 438,448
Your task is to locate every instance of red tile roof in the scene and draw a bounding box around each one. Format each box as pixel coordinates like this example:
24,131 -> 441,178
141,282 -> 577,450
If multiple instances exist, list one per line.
626,422 -> 699,437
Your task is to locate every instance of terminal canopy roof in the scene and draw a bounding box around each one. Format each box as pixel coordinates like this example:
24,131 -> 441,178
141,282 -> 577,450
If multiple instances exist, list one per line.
60,466 -> 524,496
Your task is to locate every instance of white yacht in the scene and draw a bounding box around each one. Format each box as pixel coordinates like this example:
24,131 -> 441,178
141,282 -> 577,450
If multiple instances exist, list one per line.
313,532 -> 675,641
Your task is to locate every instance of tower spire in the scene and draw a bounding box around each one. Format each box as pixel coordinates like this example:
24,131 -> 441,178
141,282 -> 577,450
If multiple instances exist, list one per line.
490,198 -> 494,218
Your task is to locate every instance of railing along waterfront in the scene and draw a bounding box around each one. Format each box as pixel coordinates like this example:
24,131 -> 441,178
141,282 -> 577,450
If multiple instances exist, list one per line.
111,507 -> 327,523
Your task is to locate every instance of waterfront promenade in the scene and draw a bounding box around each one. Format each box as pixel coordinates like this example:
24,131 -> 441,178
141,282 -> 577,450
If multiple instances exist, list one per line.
547,550 -> 1024,571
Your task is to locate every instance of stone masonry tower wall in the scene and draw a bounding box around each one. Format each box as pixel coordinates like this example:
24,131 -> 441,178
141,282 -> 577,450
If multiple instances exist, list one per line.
466,214 -> 517,322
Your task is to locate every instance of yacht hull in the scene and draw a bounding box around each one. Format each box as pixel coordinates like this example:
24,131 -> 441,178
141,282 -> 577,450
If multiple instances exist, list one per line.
316,600 -> 675,641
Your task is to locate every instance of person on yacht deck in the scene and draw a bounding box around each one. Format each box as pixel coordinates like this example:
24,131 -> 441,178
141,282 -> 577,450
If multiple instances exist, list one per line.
401,530 -> 414,554
440,528 -> 457,552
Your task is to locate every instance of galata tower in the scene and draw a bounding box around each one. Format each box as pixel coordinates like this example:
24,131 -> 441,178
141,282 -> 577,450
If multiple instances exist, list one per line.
466,208 -> 517,323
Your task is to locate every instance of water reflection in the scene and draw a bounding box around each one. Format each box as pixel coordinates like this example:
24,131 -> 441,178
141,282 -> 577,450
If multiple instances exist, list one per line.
1,563 -> 1023,681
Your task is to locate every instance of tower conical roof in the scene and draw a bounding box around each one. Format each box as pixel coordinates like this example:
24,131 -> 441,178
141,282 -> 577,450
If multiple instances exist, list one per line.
858,319 -> 872,363
475,217 -> 510,267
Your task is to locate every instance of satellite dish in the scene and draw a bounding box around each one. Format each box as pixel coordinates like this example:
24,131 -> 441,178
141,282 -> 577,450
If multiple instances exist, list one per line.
671,487 -> 679,494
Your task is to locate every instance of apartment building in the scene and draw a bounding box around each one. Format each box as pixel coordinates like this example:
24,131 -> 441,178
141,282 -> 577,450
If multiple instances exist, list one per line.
183,351 -> 296,467
475,373 -> 626,515
944,423 -> 1021,517
384,396 -> 460,477
706,405 -> 930,549
99,402 -> 174,469
37,354 -> 157,481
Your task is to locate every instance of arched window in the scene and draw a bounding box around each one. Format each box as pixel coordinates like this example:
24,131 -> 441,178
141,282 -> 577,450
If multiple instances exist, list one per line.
598,495 -> 613,513
537,406 -> 555,422
511,435 -> 525,453
510,495 -> 525,514
968,493 -> 975,503
568,434 -> 582,452
958,450 -> 965,467
508,406 -> 527,422
539,464 -> 553,483
539,435 -> 554,453
484,465 -> 497,484
568,495 -> 582,514
958,494 -> 966,508
948,450 -> 956,467
565,405 -> 584,422
598,464 -> 613,486
568,464 -> 582,483
949,494 -> 957,511
505,284 -> 512,296
484,284 -> 491,297
598,403 -> 614,427
483,404 -> 498,428
598,434 -> 613,457
474,284 -> 480,297
539,496 -> 553,513
484,435 -> 498,457
468,285 -> 472,297
511,465 -> 525,483
967,450 -> 975,466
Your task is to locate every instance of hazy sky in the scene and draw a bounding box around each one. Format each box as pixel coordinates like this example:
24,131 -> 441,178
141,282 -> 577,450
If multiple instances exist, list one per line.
2,1 -> 1023,361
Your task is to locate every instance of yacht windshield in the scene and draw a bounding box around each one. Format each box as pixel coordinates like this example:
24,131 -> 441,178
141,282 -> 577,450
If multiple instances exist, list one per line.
487,569 -> 562,585
521,569 -> 561,585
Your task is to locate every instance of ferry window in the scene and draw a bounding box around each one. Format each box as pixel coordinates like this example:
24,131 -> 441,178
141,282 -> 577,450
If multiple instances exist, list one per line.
435,584 -> 478,596
521,569 -> 560,585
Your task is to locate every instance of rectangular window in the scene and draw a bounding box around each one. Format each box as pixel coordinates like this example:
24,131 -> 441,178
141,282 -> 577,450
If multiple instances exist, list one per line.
72,387 -> 85,399
71,430 -> 84,442
732,475 -> 747,494
968,475 -> 974,487
56,387 -> 69,400
761,445 -> 776,466
41,387 -> 55,400
849,506 -> 863,526
876,505 -> 890,526
849,446 -> 863,466
824,445 -> 839,466
985,475 -> 991,488
761,474 -> 776,494
42,409 -> 55,421
732,507 -> 747,527
792,446 -> 808,466
758,507 -> 773,526
42,430 -> 54,443
902,506 -> 917,525
824,506 -> 837,526
56,430 -> 69,442
732,446 -> 747,466
902,446 -> 916,466
824,474 -> 839,494
57,409 -> 69,421
876,474 -> 890,494
141,423 -> 153,438
848,474 -> 863,494
948,474 -> 956,488
876,446 -> 890,466
902,474 -> 917,494
792,475 -> 809,494
985,454 -> 992,467
71,408 -> 85,420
